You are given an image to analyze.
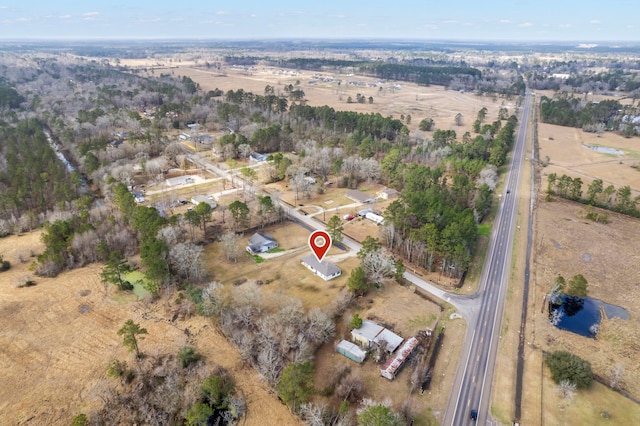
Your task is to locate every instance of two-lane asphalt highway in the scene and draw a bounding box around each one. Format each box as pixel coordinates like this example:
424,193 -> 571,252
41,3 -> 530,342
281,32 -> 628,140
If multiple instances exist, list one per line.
181,93 -> 533,425
443,91 -> 533,425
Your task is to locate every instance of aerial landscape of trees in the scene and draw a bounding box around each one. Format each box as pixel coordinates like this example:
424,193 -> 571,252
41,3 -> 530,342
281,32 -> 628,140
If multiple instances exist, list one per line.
1,39 -> 639,425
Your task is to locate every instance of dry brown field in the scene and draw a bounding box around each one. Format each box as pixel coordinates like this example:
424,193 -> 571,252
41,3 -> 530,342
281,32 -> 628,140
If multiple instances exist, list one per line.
0,232 -> 299,426
530,198 -> 640,385
486,100 -> 640,424
538,122 -> 640,196
162,63 -> 513,137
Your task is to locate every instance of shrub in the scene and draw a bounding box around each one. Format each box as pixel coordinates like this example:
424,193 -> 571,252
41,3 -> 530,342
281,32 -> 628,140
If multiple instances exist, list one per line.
71,413 -> 89,426
349,313 -> 363,330
0,256 -> 10,272
545,350 -> 593,388
178,346 -> 203,369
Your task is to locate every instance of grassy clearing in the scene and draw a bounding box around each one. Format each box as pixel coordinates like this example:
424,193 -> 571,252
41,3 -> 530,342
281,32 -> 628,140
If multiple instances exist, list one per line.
543,373 -> 640,425
122,270 -> 152,299
477,223 -> 491,236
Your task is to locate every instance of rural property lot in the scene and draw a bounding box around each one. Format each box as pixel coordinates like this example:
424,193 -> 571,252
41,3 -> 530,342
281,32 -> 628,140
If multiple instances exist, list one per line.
0,232 -> 299,426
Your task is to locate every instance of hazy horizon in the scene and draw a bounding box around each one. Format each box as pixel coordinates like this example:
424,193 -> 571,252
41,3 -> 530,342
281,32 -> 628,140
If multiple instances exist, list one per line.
1,0 -> 638,42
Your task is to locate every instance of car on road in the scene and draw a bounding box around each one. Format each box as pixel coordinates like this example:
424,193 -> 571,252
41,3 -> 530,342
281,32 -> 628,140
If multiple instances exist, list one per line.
470,409 -> 478,421
506,189 -> 511,194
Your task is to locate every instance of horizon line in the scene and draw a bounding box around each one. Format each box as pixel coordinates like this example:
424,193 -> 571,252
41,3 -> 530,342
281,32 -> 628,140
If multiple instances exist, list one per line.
0,37 -> 639,45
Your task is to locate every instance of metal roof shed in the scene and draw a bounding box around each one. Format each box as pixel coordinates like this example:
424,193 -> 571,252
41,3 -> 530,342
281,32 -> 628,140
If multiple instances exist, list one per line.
336,340 -> 366,363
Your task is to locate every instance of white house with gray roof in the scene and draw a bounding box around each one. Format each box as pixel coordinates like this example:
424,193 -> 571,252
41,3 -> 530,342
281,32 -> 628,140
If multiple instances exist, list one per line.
301,254 -> 341,281
246,233 -> 278,254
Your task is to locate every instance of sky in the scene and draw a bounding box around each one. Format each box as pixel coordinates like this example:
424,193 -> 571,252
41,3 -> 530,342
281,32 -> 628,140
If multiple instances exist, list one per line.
0,0 -> 638,42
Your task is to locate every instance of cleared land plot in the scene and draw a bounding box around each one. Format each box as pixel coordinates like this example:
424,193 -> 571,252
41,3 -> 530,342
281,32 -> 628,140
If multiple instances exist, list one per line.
0,232 -> 299,426
167,64 -> 512,137
538,122 -> 640,195
529,197 -> 640,412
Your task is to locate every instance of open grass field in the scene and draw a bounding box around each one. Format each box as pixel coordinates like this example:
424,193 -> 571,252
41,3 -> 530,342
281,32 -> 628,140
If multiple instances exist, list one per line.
538,121 -> 640,196
123,59 -> 515,139
0,232 -> 299,426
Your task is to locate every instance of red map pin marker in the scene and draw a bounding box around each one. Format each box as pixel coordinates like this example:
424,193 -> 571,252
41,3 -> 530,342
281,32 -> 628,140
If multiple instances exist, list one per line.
309,230 -> 332,262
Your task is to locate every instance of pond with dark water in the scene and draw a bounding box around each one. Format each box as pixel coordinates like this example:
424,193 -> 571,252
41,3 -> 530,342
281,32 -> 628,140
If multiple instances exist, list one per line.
549,296 -> 629,338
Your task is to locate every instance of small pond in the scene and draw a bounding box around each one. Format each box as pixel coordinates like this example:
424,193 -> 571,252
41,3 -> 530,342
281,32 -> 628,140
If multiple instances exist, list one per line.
122,271 -> 152,300
549,295 -> 629,338
582,144 -> 624,155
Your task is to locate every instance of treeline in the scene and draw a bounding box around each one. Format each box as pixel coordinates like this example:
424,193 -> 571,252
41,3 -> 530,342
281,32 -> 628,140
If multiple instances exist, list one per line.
289,104 -> 406,141
379,114 -> 518,278
266,58 -> 481,87
547,173 -> 640,218
539,94 -> 638,136
224,88 -> 289,113
564,70 -> 640,93
0,119 -> 78,220
540,95 -> 622,127
358,62 -> 481,86
382,165 -> 478,278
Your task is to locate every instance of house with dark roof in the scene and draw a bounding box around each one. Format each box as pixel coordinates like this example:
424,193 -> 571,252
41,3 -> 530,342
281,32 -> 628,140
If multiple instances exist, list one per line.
301,254 -> 341,281
246,233 -> 278,254
346,189 -> 376,204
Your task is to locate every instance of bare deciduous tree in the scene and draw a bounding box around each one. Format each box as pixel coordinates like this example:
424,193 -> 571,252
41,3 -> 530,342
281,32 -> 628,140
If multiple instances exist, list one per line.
220,231 -> 243,263
609,363 -> 624,390
336,372 -> 364,402
361,249 -> 395,285
168,243 -> 204,281
556,379 -> 577,401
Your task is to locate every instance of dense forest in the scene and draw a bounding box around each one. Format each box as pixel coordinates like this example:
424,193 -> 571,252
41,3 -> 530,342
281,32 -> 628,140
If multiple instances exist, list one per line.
539,94 -> 639,137
0,119 -> 79,225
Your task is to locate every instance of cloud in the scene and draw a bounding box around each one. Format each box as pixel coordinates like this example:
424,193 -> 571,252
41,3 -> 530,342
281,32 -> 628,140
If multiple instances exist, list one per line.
329,14 -> 346,19
443,20 -> 458,24
215,11 -> 229,15
518,22 -> 533,27
59,14 -> 72,19
590,19 -> 600,24
499,19 -> 511,24
82,12 -> 99,21
559,23 -> 571,28
16,17 -> 31,22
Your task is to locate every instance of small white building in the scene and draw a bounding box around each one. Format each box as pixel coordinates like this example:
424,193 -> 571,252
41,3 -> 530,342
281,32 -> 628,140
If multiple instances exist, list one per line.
191,195 -> 217,209
378,188 -> 398,200
365,212 -> 385,225
301,254 -> 342,281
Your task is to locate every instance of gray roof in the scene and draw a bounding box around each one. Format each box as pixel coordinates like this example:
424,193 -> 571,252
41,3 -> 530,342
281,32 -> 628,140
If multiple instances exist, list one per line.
248,232 -> 276,248
351,320 -> 404,353
301,254 -> 341,277
346,189 -> 375,203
